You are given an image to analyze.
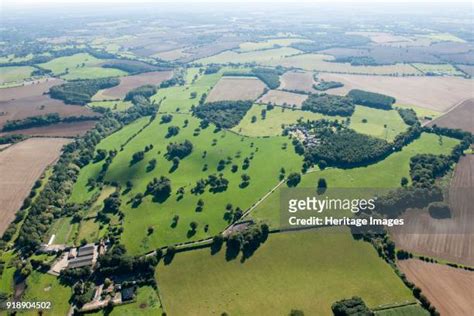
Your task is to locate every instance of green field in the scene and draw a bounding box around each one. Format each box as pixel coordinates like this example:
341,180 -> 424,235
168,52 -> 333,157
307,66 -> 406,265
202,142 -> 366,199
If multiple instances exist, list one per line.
68,116 -> 151,203
350,106 -> 408,141
88,100 -> 133,111
395,104 -> 441,120
156,228 -> 415,315
251,132 -> 459,227
102,114 -> 302,254
232,104 -> 343,137
152,69 -> 223,113
411,63 -> 464,76
0,251 -> 15,294
375,304 -> 429,316
21,271 -> 72,316
38,53 -> 127,80
197,47 -> 302,64
110,286 -> 162,315
0,66 -> 34,84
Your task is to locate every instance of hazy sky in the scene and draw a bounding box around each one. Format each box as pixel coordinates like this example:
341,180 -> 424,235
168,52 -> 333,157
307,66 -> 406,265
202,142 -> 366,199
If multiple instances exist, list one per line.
3,0 -> 471,6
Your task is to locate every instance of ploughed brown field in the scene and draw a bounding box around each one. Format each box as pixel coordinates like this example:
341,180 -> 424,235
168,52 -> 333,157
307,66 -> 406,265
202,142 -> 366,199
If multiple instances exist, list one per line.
279,70 -> 315,93
93,70 -> 173,100
318,73 -> 474,112
0,137 -> 71,235
0,120 -> 97,137
391,155 -> 474,266
0,78 -> 98,129
427,98 -> 474,133
205,76 -> 266,102
398,259 -> 474,316
257,90 -> 308,107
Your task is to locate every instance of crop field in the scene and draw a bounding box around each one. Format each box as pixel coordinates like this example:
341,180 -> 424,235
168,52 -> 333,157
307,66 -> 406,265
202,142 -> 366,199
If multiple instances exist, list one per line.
391,154 -> 474,266
264,54 -> 422,75
205,76 -> 266,102
279,70 -> 316,93
257,90 -> 308,107
427,98 -> 474,133
93,71 -> 173,100
0,66 -> 35,86
0,138 -> 70,236
0,120 -> 98,137
398,260 -> 474,316
0,78 -> 98,130
237,38 -> 312,52
251,133 -> 459,227
457,64 -> 474,76
69,114 -> 303,254
153,48 -> 190,61
21,271 -> 72,316
0,94 -> 97,130
0,78 -> 63,101
349,106 -> 408,141
156,228 -> 414,316
39,53 -> 127,80
232,104 -> 339,137
318,73 -> 474,112
196,47 -> 302,64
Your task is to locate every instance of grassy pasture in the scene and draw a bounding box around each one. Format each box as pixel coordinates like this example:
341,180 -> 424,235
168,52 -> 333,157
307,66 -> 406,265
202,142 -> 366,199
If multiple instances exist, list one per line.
0,251 -> 15,294
93,114 -> 302,254
88,100 -> 133,111
395,104 -> 440,120
21,271 -> 71,316
350,106 -> 408,141
152,70 -> 222,113
156,228 -> 414,315
233,104 -> 342,137
38,53 -> 127,80
251,133 -> 459,227
68,116 -> 150,203
196,47 -> 302,64
0,66 -> 35,85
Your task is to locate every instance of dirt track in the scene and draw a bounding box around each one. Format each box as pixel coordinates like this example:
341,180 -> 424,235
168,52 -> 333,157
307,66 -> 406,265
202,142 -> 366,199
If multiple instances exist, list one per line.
0,138 -> 71,235
398,259 -> 474,316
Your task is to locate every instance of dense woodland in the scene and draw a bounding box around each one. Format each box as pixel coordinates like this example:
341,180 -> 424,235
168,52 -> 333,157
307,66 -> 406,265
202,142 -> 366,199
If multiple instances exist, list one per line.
347,89 -> 395,110
193,100 -> 253,128
49,78 -> 120,105
302,94 -> 355,116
